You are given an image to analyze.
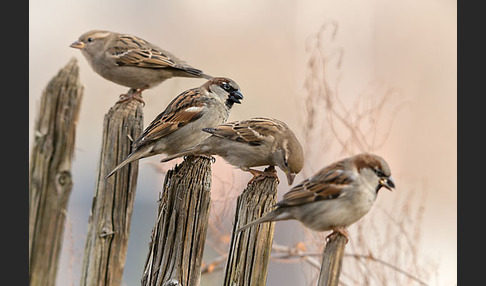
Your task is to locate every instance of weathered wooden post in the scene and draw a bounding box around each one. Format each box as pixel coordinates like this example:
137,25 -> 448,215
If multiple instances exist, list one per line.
29,58 -> 83,286
317,233 -> 347,286
223,172 -> 279,286
80,95 -> 144,286
142,156 -> 212,286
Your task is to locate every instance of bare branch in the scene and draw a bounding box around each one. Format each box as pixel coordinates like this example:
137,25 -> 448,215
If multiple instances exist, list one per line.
344,254 -> 429,286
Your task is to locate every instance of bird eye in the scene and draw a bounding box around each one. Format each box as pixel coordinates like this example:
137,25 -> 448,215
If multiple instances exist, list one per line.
222,82 -> 231,91
374,168 -> 385,177
87,37 -> 94,42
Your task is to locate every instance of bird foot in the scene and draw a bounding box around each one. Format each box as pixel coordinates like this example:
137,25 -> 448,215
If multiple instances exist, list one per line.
117,88 -> 146,106
326,227 -> 349,244
246,166 -> 280,185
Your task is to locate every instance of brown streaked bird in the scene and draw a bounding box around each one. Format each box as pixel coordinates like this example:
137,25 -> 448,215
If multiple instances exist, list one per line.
70,30 -> 212,103
106,77 -> 243,178
160,117 -> 304,185
237,153 -> 395,243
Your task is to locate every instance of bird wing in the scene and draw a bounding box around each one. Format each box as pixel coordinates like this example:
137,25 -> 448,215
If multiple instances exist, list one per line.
133,89 -> 210,147
277,161 -> 356,207
107,34 -> 201,74
203,117 -> 285,146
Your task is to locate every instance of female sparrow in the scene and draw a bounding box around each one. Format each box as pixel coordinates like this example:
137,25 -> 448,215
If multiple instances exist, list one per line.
160,117 -> 304,185
70,30 -> 212,103
237,153 -> 395,242
106,77 -> 243,177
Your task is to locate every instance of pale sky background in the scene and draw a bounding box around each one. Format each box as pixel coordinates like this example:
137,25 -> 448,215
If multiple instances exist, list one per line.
29,0 -> 456,285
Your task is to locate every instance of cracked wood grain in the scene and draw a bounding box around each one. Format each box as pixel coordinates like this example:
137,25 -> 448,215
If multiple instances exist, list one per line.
142,156 -> 212,286
317,233 -> 347,286
223,174 -> 278,286
80,94 -> 143,286
29,58 -> 83,286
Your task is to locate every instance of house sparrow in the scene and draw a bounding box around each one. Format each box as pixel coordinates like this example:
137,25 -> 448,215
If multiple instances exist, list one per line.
106,77 -> 243,178
70,30 -> 212,103
160,117 -> 304,185
237,153 -> 395,242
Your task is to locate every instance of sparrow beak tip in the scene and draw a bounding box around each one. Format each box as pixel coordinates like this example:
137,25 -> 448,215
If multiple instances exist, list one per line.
287,172 -> 295,186
70,41 -> 85,49
382,177 -> 395,191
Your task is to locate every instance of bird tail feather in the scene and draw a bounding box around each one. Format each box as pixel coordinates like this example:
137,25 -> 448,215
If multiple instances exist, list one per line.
160,144 -> 204,162
237,209 -> 290,233
160,150 -> 192,163
106,147 -> 151,179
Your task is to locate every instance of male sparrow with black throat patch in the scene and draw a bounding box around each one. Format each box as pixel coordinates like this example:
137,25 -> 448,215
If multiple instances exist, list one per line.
106,77 -> 243,178
237,153 -> 395,243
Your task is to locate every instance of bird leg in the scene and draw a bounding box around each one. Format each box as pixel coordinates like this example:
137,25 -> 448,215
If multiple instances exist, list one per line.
326,226 -> 349,244
245,165 -> 280,185
117,86 -> 148,105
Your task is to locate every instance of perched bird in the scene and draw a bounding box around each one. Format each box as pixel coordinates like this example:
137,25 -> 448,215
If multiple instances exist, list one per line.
237,153 -> 395,242
160,117 -> 304,185
70,30 -> 211,103
106,77 -> 243,177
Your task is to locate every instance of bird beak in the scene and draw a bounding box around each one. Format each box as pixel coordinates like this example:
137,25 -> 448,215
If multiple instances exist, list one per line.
380,176 -> 395,191
229,90 -> 244,104
70,40 -> 85,50
286,171 -> 296,186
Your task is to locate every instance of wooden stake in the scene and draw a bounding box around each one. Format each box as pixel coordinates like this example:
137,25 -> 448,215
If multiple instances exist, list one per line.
80,96 -> 143,286
142,156 -> 212,286
223,173 -> 278,286
29,58 -> 83,286
317,233 -> 347,286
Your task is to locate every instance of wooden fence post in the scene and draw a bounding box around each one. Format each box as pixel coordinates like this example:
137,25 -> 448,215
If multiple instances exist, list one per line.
29,57 -> 83,286
223,174 -> 278,286
80,96 -> 144,286
142,156 -> 212,286
317,233 -> 347,286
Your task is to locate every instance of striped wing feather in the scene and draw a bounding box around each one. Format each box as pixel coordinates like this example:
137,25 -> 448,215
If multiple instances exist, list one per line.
133,89 -> 208,147
278,160 -> 355,207
205,117 -> 285,146
108,34 -> 190,70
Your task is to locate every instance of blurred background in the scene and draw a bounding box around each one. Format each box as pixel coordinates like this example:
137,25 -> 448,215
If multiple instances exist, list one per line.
29,0 -> 456,285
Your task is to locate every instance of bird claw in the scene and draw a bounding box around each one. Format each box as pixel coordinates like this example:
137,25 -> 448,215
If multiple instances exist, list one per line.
207,155 -> 216,163
197,154 -> 216,163
326,227 -> 349,244
116,88 -> 146,106
246,166 -> 280,185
